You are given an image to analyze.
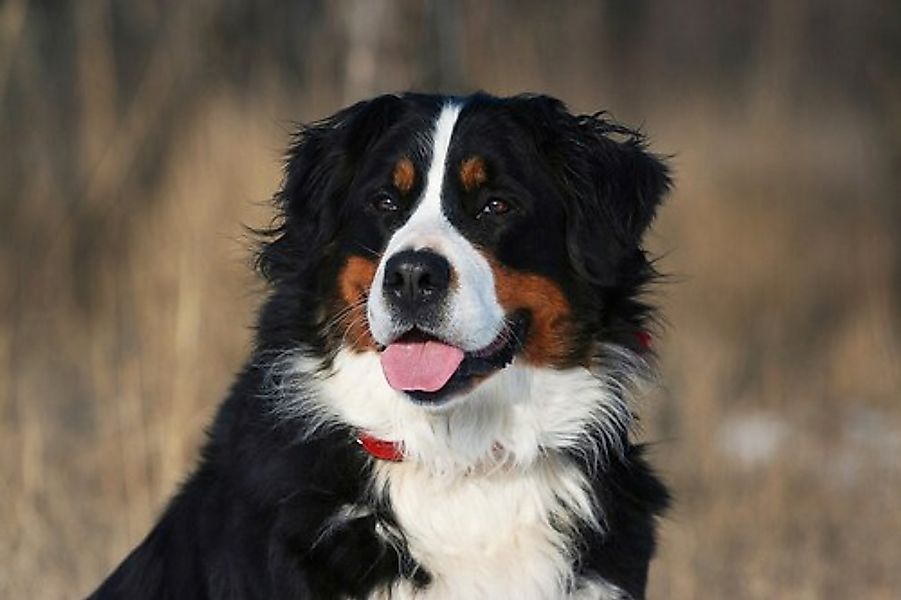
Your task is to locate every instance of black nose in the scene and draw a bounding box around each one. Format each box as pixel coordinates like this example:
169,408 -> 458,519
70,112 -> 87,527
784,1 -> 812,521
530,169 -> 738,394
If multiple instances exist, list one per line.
383,249 -> 452,311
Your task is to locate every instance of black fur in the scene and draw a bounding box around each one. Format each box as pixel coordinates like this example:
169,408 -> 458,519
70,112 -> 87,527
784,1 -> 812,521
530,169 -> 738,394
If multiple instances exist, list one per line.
91,92 -> 670,599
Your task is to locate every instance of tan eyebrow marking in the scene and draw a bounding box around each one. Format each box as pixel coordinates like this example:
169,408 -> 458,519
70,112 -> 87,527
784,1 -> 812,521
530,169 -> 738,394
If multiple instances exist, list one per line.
392,157 -> 416,194
460,156 -> 488,192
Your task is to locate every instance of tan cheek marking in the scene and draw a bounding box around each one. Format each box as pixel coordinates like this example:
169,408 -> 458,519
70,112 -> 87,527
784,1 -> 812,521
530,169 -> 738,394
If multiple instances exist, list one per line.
460,156 -> 488,192
392,157 -> 415,194
336,256 -> 378,352
489,260 -> 573,366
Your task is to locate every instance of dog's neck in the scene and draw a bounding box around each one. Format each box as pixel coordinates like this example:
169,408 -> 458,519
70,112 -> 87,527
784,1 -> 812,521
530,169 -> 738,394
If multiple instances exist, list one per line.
273,346 -> 641,477
265,345 -> 645,598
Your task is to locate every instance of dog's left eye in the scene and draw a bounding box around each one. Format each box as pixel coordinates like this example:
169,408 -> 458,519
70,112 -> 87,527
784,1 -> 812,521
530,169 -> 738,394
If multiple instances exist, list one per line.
371,192 -> 399,213
479,197 -> 512,217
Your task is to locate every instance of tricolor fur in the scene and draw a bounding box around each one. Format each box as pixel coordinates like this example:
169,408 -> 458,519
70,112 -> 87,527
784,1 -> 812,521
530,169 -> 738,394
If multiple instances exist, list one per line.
92,93 -> 671,599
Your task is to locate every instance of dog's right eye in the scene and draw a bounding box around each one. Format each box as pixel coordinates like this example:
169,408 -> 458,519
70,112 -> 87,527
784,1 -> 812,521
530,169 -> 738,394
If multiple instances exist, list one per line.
371,192 -> 399,213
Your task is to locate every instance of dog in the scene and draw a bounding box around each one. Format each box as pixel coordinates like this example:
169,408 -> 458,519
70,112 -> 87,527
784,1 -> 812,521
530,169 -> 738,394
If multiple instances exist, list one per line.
91,92 -> 671,599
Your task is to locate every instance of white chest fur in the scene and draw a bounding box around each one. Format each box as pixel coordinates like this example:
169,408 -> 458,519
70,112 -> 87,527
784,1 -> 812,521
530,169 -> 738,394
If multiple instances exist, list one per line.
274,348 -> 642,599
368,457 -> 624,600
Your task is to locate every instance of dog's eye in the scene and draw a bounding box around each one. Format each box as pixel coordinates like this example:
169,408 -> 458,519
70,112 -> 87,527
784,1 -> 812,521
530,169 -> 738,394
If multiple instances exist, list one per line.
371,192 -> 399,213
480,197 -> 512,217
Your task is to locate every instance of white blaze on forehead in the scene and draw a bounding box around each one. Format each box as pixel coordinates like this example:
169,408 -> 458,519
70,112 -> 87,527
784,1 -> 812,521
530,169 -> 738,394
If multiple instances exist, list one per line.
367,102 -> 506,351
412,103 -> 461,224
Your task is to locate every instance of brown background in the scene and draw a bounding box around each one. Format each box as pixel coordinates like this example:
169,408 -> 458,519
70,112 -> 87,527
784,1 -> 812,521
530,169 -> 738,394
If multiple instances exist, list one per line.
2,1 -> 899,597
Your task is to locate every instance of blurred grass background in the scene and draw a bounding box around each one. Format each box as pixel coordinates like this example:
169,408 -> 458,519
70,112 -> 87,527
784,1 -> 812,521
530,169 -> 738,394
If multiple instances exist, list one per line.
1,1 -> 899,598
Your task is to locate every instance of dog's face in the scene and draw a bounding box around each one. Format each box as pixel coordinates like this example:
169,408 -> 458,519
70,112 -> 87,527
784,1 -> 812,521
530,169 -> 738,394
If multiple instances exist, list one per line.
259,93 -> 669,410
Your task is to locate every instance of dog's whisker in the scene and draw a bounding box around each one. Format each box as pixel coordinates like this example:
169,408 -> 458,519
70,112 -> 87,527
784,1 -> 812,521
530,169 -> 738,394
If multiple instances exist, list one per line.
322,298 -> 368,335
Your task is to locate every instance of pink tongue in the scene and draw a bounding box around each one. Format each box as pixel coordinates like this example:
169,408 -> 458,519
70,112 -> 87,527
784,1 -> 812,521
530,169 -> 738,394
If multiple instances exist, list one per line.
380,340 -> 465,392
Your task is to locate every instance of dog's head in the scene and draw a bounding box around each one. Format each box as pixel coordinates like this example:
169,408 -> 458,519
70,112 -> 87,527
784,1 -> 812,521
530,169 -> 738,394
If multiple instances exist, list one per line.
259,93 -> 669,414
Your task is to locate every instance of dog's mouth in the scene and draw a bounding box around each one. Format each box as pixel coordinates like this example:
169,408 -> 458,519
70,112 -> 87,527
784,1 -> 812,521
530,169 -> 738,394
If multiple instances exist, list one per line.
378,314 -> 528,405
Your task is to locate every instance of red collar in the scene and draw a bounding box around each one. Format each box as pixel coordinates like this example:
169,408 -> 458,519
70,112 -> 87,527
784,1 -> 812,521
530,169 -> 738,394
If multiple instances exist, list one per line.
637,329 -> 652,351
356,432 -> 405,462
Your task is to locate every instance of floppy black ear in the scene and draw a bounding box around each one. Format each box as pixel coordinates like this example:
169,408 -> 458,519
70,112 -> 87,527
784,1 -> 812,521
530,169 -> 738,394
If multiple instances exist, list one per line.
257,95 -> 406,283
574,114 -> 670,241
503,95 -> 670,286
558,113 -> 671,286
563,112 -> 671,285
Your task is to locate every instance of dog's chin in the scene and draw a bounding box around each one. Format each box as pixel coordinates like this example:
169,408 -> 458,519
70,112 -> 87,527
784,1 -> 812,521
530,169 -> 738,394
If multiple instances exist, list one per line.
378,314 -> 528,409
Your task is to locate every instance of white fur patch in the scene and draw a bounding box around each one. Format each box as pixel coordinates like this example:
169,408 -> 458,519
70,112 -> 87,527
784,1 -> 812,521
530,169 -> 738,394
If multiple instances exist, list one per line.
368,458 -> 594,599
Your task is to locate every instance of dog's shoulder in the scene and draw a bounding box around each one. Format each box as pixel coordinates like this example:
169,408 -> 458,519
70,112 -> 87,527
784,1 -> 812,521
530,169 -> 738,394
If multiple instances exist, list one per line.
91,373 -> 416,599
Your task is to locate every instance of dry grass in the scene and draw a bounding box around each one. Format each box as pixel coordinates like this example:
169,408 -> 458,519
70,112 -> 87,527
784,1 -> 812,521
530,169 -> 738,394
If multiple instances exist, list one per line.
1,101 -> 277,596
2,3 -> 899,598
643,100 -> 901,599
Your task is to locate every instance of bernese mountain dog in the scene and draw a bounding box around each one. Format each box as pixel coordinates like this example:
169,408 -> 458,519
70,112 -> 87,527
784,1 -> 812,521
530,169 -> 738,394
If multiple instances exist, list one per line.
91,92 -> 671,599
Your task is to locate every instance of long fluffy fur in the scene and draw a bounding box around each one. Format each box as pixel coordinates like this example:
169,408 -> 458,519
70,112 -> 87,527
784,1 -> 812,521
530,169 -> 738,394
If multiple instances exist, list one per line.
91,92 -> 671,600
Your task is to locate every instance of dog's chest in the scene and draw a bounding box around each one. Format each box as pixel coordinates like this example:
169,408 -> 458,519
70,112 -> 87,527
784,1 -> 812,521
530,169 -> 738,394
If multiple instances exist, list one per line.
369,459 -> 610,600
